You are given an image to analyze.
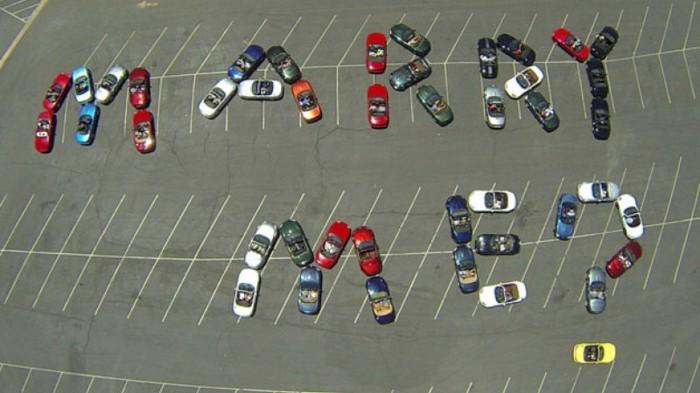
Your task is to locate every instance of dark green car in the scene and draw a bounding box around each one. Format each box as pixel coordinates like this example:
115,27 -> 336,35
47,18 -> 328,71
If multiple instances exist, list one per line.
280,219 -> 313,267
416,85 -> 453,127
525,91 -> 559,132
389,23 -> 431,57
267,46 -> 302,84
389,58 -> 431,91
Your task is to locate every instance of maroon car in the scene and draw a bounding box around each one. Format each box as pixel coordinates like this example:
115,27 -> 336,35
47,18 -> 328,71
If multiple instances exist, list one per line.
366,32 -> 387,74
314,220 -> 351,269
352,226 -> 382,276
42,73 -> 72,112
367,83 -> 389,129
129,67 -> 151,109
605,241 -> 642,278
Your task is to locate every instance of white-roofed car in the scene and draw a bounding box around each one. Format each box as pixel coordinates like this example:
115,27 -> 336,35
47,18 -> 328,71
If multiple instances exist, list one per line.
233,268 -> 260,318
199,78 -> 237,119
244,221 -> 279,269
468,190 -> 517,213
479,281 -> 527,308
504,65 -> 543,99
95,65 -> 128,105
238,79 -> 284,101
577,181 -> 620,203
616,194 -> 644,240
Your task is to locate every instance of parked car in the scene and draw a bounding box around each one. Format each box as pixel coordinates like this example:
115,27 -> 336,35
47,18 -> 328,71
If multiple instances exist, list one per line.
572,343 -> 616,364
34,111 -> 56,154
389,58 -> 431,91
280,219 -> 313,267
477,37 -> 498,78
228,44 -> 266,82
496,33 -> 536,66
525,91 -> 559,132
474,234 -> 521,255
315,220 -> 351,269
453,245 -> 479,293
505,66 -> 543,99
95,65 -> 128,105
366,32 -> 387,74
233,268 -> 260,317
445,195 -> 472,244
577,181 -> 620,203
298,266 -> 322,315
266,45 -> 302,84
606,241 -> 642,278
416,85 -> 453,126
367,83 -> 389,129
479,281 -> 527,308
365,276 -> 395,324
352,226 -> 382,276
238,79 -> 284,101
590,26 -> 619,60
128,67 -> 151,109
72,66 -> 94,104
585,266 -> 607,314
468,190 -> 517,213
389,23 -> 431,57
554,193 -> 579,240
199,78 -> 237,119
483,84 -> 506,129
591,98 -> 611,140
291,80 -> 322,123
244,221 -> 279,269
552,27 -> 590,62
43,73 -> 72,112
74,103 -> 100,145
132,109 -> 156,154
616,194 -> 644,239
586,58 -> 609,98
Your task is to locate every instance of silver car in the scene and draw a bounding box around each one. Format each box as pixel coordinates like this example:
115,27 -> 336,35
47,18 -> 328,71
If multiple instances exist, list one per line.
483,85 -> 505,129
585,266 -> 606,314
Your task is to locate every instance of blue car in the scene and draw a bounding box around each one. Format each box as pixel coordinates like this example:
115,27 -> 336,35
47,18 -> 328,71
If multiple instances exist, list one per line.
297,266 -> 322,315
72,66 -> 94,104
228,45 -> 266,82
445,195 -> 472,244
75,103 -> 100,145
365,276 -> 395,325
554,193 -> 579,240
453,245 -> 479,293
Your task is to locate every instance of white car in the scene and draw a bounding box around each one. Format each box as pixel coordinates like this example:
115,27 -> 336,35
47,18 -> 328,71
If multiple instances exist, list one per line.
616,194 -> 644,239
199,77 -> 237,119
468,190 -> 517,213
479,281 -> 527,308
244,221 -> 279,269
577,181 -> 620,203
504,65 -> 543,99
95,65 -> 128,105
233,268 -> 260,317
484,84 -> 506,129
238,79 -> 284,101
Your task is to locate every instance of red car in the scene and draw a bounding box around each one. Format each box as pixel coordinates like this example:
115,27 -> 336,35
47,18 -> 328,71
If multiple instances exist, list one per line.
367,83 -> 389,129
352,226 -> 382,276
129,67 -> 151,109
42,73 -> 72,112
552,27 -> 590,62
132,109 -> 156,154
314,220 -> 351,269
366,32 -> 387,74
605,241 -> 642,278
34,111 -> 56,154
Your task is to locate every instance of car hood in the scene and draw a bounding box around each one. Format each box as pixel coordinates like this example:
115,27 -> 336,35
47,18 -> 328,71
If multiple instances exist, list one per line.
244,251 -> 263,268
478,286 -> 498,306
588,298 -> 606,313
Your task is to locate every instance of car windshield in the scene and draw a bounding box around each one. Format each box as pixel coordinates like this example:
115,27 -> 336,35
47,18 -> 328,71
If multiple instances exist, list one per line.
401,29 -> 416,43
495,284 -> 518,304
458,268 -> 478,284
46,84 -> 63,101
277,55 -> 294,69
623,208 -> 641,227
516,74 -> 530,89
409,60 -> 428,75
538,103 -> 555,120
357,241 -> 379,259
585,346 -> 602,361
321,235 -> 343,258
368,44 -> 385,60
369,98 -> 387,116
250,235 -> 270,254
101,74 -> 117,90
451,209 -> 470,228
480,50 -> 496,63
299,287 -> 318,304
487,99 -> 504,116
572,38 -> 584,52
561,202 -> 577,224
129,78 -> 145,92
254,81 -> 273,96
485,192 -> 508,209
235,285 -> 255,307
75,77 -> 89,94
286,238 -> 307,256
590,281 -> 606,294
77,115 -> 91,133
298,92 -> 316,111
429,96 -> 447,113
204,88 -> 226,108
622,248 -> 638,264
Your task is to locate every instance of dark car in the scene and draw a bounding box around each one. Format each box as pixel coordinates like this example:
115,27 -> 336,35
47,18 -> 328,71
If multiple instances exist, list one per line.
228,44 -> 266,83
585,266 -> 606,314
280,219 -> 313,267
586,58 -> 609,98
453,245 -> 479,293
554,193 -> 579,240
267,46 -> 302,84
416,85 -> 453,127
298,266 -> 322,315
389,58 -> 431,91
525,91 -> 559,132
445,195 -> 472,244
478,38 -> 498,78
496,33 -> 536,66
591,98 -> 611,140
389,23 -> 431,57
474,234 -> 520,255
365,276 -> 395,325
590,26 -> 619,60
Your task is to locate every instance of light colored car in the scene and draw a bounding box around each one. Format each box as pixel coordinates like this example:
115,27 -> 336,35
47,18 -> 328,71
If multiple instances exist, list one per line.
95,65 -> 128,105
468,190 -> 517,213
238,79 -> 284,101
616,194 -> 644,239
577,181 -> 620,203
244,221 -> 279,269
199,78 -> 237,119
572,342 -> 616,364
233,268 -> 260,317
483,84 -> 505,129
72,66 -> 94,104
504,65 -> 543,99
479,281 -> 527,308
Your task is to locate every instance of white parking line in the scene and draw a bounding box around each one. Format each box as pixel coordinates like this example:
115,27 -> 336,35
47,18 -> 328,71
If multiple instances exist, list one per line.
84,377 -> 95,393
674,181 -> 700,284
443,14 -> 472,105
60,97 -> 70,143
427,386 -> 433,393
501,377 -> 511,393
544,14 -> 569,108
0,194 -> 35,260
105,31 -> 135,71
465,382 -> 473,393
83,33 -> 108,67
536,371 -> 547,393
51,372 -> 63,393
658,3 -> 673,104
606,9 -> 624,114
600,361 -> 615,393
569,366 -> 582,393
493,13 -> 506,39
127,195 -> 194,319
19,368 -> 31,393
138,27 -> 168,68
687,352 -> 700,393
62,194 -> 126,312
657,346 -> 676,393
631,353 -> 648,393
3,194 -> 63,304
14,2 -> 36,15
301,16 -> 336,69
334,15 -> 370,126
683,2 -> 697,99
632,7 -> 649,110
118,381 -> 128,393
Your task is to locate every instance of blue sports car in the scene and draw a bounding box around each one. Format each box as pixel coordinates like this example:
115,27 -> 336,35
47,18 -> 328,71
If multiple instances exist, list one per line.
75,103 -> 100,145
297,266 -> 322,315
554,193 -> 579,240
445,195 -> 472,244
453,245 -> 479,293
365,276 -> 395,325
228,45 -> 266,82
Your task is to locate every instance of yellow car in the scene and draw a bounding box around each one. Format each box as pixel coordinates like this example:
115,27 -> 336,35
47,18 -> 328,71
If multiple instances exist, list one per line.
572,342 -> 616,364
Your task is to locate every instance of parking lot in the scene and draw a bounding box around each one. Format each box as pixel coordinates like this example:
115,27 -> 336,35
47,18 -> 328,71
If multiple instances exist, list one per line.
1,0 -> 700,392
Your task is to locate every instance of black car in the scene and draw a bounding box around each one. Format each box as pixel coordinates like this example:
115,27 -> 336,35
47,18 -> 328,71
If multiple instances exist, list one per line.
496,33 -> 536,66
591,98 -> 611,140
586,58 -> 609,98
478,38 -> 498,78
525,91 -> 559,132
474,234 -> 520,255
266,46 -> 302,84
590,26 -> 619,60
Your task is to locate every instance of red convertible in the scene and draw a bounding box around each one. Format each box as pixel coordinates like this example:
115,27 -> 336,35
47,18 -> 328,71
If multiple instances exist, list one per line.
132,109 -> 156,154
352,226 -> 382,276
42,73 -> 72,112
606,241 -> 642,278
34,111 -> 56,154
366,32 -> 387,74
552,27 -> 590,62
367,83 -> 389,129
129,67 -> 151,109
315,220 -> 351,269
